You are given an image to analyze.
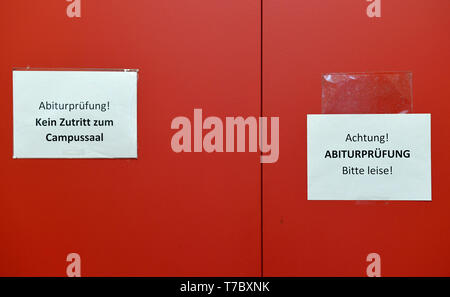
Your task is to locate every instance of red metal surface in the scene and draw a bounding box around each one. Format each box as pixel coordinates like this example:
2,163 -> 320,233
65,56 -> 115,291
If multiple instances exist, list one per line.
1,0 -> 450,276
263,0 -> 450,276
0,0 -> 261,276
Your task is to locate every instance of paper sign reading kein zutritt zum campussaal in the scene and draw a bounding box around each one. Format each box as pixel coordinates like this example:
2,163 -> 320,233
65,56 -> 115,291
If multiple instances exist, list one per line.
13,70 -> 137,158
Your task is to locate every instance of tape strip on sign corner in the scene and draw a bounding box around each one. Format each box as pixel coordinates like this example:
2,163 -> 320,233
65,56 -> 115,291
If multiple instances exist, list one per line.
12,69 -> 138,159
307,114 -> 431,201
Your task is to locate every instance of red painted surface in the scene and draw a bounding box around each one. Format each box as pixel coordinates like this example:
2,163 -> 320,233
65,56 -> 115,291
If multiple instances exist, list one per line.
263,0 -> 450,276
1,0 -> 449,276
0,0 -> 261,276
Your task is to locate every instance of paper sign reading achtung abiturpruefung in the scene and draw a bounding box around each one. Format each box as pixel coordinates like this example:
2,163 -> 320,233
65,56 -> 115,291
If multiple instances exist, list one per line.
307,114 -> 431,201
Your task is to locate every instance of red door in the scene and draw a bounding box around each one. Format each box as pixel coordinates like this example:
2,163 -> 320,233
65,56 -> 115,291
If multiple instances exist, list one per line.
0,0 -> 261,276
263,0 -> 450,276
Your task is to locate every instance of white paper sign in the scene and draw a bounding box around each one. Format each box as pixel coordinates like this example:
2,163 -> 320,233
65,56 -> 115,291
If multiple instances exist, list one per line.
307,114 -> 431,201
13,70 -> 138,158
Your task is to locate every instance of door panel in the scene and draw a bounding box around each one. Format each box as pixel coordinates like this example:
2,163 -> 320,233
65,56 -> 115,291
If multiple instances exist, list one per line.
0,0 -> 261,276
263,0 -> 450,276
